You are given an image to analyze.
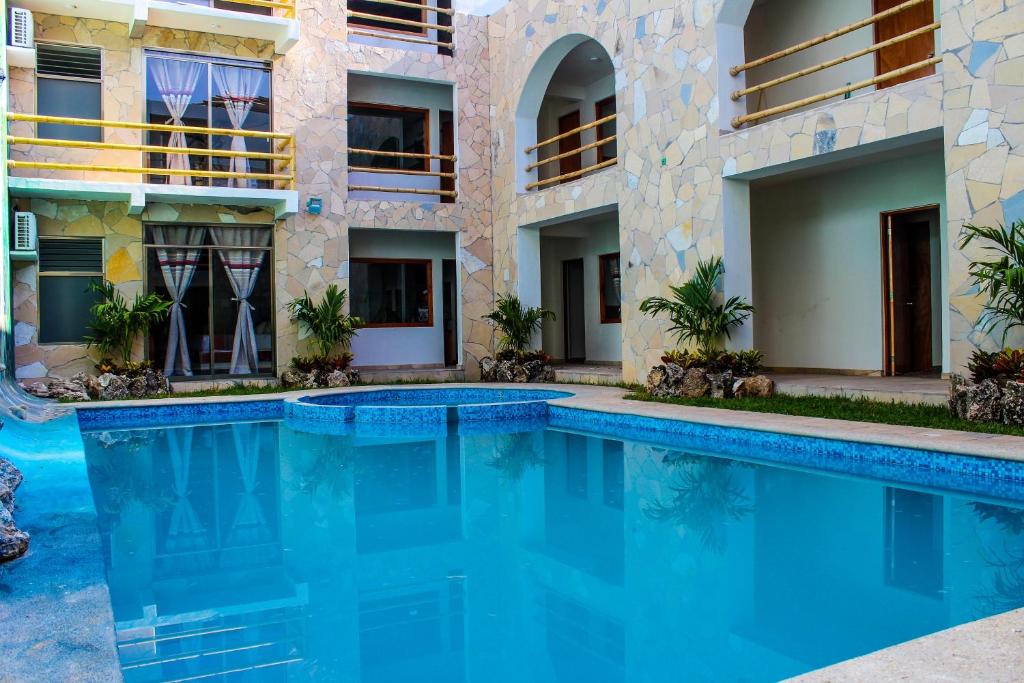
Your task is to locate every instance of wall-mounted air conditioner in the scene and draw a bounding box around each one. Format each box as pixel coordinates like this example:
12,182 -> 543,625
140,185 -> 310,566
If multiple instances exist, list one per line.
9,8 -> 33,49
14,212 -> 37,252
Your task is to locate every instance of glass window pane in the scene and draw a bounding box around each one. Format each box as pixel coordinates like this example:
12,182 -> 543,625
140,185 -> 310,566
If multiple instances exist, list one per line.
348,0 -> 424,33
147,248 -> 212,376
211,249 -> 273,375
351,260 -> 431,326
38,275 -> 102,343
210,64 -> 272,188
600,253 -> 621,323
37,79 -> 102,141
145,57 -> 210,184
348,106 -> 427,171
596,97 -> 617,162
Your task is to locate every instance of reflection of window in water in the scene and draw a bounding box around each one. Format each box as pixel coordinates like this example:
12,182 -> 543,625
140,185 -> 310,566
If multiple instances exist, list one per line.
884,488 -> 944,596
544,589 -> 624,683
565,434 -> 588,499
602,441 -> 624,509
359,579 -> 465,681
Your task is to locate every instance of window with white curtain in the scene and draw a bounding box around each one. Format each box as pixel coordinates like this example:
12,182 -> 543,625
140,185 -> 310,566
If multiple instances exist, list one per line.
144,50 -> 272,188
145,224 -> 274,378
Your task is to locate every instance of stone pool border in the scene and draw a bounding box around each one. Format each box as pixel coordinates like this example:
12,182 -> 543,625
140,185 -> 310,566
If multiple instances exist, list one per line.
58,382 -> 1024,680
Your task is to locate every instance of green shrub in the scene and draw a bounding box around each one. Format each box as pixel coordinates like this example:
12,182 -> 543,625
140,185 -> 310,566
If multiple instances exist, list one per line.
84,281 -> 171,366
484,294 -> 555,354
290,353 -> 354,374
640,257 -> 754,355
960,221 -> 1024,341
660,347 -> 764,376
287,284 -> 362,358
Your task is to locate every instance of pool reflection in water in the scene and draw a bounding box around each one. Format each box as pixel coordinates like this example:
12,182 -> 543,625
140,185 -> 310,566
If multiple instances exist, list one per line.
82,420 -> 1024,682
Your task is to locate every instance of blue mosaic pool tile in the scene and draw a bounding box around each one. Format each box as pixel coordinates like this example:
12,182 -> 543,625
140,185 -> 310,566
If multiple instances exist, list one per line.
76,399 -> 283,431
458,400 -> 549,422
548,406 -> 1024,498
355,405 -> 448,424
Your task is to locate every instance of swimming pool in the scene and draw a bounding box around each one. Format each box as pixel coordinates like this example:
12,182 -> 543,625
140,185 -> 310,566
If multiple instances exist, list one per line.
68,393 -> 1024,682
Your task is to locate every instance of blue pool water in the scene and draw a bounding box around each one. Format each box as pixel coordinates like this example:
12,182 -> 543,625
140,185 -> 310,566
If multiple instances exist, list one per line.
80,415 -> 1024,682
301,388 -> 573,407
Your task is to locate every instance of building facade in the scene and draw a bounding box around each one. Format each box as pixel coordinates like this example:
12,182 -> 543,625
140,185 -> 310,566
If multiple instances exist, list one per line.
3,0 -> 1022,385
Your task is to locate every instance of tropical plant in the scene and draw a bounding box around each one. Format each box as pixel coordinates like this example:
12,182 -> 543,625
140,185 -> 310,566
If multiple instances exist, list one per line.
287,284 -> 363,358
84,281 -> 171,366
639,257 -> 754,355
960,221 -> 1024,342
290,353 -> 354,374
968,349 -> 1001,383
968,348 -> 1024,383
731,349 -> 765,377
484,293 -> 555,355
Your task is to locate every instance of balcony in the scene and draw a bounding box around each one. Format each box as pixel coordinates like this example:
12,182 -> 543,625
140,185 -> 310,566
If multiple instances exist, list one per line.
10,0 -> 300,54
727,0 -> 940,129
525,113 -> 617,191
345,0 -> 454,55
6,113 -> 298,218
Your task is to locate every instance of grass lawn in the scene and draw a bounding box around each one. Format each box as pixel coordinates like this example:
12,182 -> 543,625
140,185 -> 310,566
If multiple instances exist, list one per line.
624,390 -> 1024,438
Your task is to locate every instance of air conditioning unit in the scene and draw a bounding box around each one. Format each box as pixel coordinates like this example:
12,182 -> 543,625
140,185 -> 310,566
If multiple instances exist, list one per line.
14,212 -> 36,252
9,8 -> 33,49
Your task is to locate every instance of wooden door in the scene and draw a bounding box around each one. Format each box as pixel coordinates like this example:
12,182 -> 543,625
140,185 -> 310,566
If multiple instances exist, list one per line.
442,259 -> 458,366
440,112 -> 455,204
557,111 -> 582,184
874,0 -> 935,88
883,208 -> 936,375
562,258 -> 586,362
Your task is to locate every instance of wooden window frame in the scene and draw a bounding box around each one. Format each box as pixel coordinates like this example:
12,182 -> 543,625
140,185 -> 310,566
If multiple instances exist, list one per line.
351,257 -> 434,328
348,101 -> 431,173
598,252 -> 622,325
348,0 -> 427,38
595,95 -> 616,164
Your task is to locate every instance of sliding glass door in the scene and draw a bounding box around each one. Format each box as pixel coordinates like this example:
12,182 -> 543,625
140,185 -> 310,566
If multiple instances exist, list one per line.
145,224 -> 274,378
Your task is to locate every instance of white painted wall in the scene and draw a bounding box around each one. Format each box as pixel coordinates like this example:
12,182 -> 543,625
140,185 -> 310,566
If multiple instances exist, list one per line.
537,217 -> 621,363
347,73 -> 455,203
750,148 -> 947,372
535,74 -> 615,183
349,229 -> 457,367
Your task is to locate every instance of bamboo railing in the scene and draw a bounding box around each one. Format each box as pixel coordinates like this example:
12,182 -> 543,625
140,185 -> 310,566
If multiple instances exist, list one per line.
6,113 -> 296,189
730,0 -> 939,128
225,0 -> 297,20
347,147 -> 457,199
346,0 -> 454,50
525,113 -> 617,191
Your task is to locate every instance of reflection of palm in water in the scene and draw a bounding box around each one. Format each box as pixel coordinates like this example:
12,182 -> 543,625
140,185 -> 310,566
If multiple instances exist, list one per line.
972,501 -> 1024,613
487,432 -> 545,481
644,451 -> 755,553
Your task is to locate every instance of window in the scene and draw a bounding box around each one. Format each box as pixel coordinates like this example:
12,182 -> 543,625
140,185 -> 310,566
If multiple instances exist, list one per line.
884,487 -> 944,597
348,103 -> 429,172
178,0 -> 271,16
595,96 -> 617,163
144,50 -> 272,187
145,225 -> 274,377
350,259 -> 432,327
36,44 -> 102,142
37,237 -> 104,344
599,253 -> 621,324
348,0 -> 425,36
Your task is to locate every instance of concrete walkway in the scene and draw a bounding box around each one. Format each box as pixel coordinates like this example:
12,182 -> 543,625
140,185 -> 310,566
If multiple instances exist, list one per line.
771,373 -> 949,406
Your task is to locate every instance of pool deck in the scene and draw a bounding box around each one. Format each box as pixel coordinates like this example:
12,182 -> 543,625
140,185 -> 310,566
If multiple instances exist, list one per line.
19,382 -> 1024,681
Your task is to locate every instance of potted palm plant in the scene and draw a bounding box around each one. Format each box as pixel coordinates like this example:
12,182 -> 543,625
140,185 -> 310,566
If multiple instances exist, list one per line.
480,293 -> 556,382
284,284 -> 364,388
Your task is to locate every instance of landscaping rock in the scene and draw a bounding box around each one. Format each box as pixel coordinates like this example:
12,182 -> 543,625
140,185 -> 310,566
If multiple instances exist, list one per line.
98,373 -> 131,401
1002,381 -> 1024,426
281,369 -> 318,389
949,374 -> 972,420
646,363 -> 686,397
680,367 -> 711,398
734,375 -> 775,399
345,368 -> 361,386
325,370 -> 351,388
75,373 -> 103,400
0,458 -> 28,564
495,360 -> 516,383
967,379 -> 1003,423
707,370 -> 734,399
21,377 -> 91,402
480,357 -> 498,382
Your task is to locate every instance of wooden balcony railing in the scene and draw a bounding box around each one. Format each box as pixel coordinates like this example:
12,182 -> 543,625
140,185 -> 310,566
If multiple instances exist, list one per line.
525,113 -> 617,191
219,0 -> 297,19
730,0 -> 940,128
347,148 -> 457,199
6,113 -> 296,190
346,0 -> 454,51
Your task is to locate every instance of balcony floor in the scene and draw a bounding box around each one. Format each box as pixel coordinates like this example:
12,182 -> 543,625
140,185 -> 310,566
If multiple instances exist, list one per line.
8,176 -> 298,218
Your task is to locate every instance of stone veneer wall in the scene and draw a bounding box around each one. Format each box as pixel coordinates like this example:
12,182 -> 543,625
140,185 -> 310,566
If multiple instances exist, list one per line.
11,4 -> 495,380
485,0 -> 1024,382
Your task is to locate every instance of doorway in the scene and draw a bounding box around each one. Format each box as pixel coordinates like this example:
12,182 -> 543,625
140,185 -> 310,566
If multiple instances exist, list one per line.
557,110 -> 582,183
874,0 -> 936,88
562,258 -> 586,362
881,206 -> 940,376
442,259 -> 458,367
440,111 -> 455,204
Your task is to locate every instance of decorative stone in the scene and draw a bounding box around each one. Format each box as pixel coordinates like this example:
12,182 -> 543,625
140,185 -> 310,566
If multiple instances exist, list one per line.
967,379 -> 1003,423
949,374 -> 972,420
0,458 -> 29,564
495,360 -> 517,383
734,375 -> 775,399
679,367 -> 711,399
97,373 -> 129,401
646,363 -> 686,397
281,369 -> 317,389
21,376 -> 90,401
480,357 -> 498,382
74,372 -> 103,400
707,370 -> 734,399
325,370 -> 351,388
1002,381 -> 1024,426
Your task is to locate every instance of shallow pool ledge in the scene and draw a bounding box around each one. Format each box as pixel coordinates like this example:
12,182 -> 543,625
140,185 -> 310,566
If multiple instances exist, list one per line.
0,414 -> 121,682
